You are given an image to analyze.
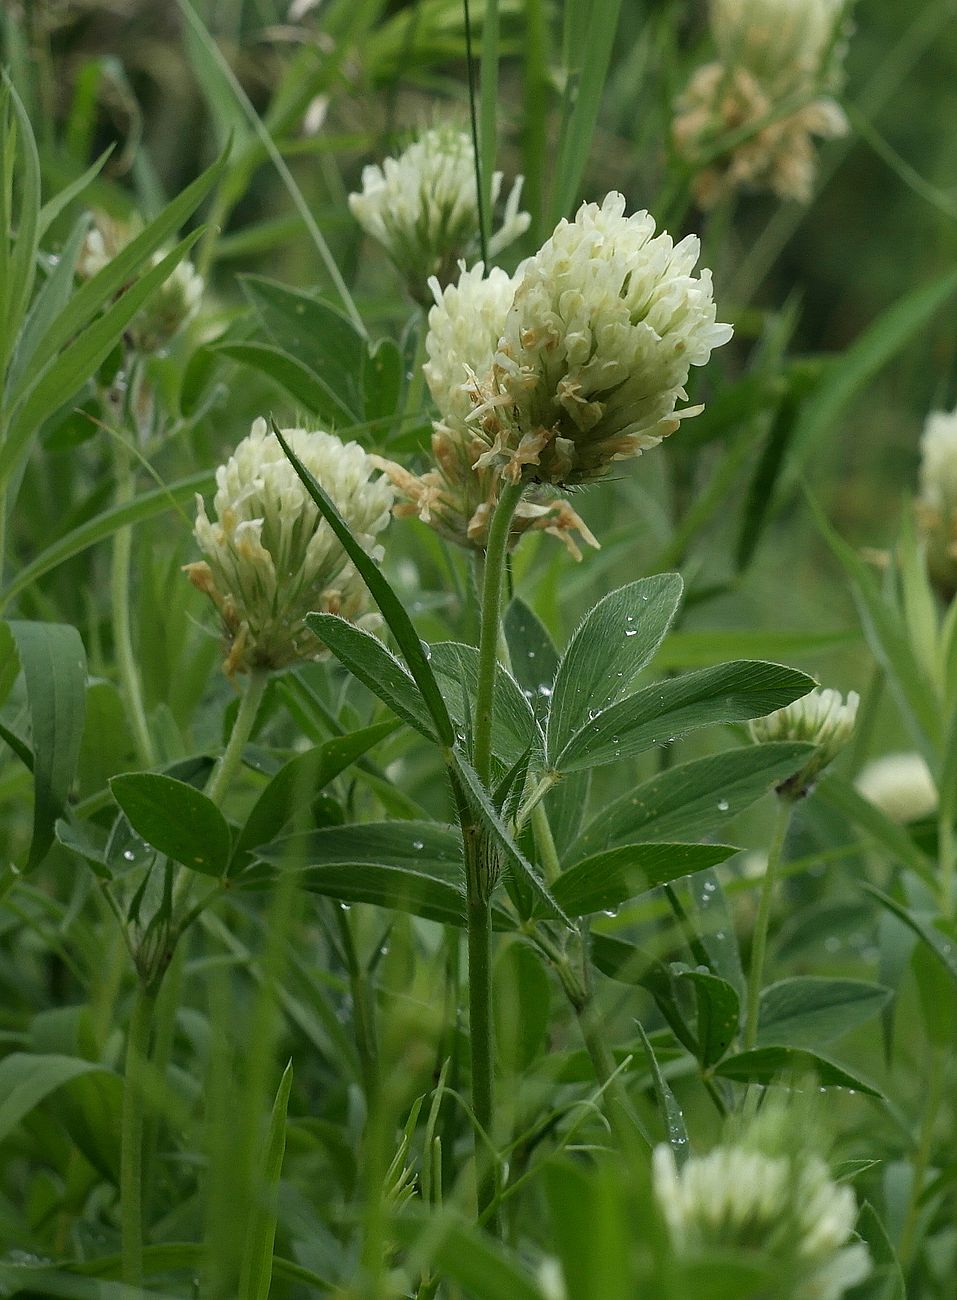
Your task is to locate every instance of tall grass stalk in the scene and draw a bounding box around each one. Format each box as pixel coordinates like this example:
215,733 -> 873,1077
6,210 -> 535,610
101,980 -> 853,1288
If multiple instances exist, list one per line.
744,796 -> 795,1050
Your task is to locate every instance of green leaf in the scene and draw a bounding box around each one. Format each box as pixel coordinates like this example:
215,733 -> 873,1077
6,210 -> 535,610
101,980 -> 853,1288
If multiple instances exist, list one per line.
430,641 -> 538,765
259,821 -> 463,879
494,942 -> 551,1074
243,275 -> 365,420
2,231 -> 206,488
2,77 -> 41,356
504,597 -> 560,725
36,147 -> 113,237
214,340 -> 357,427
552,842 -> 737,917
7,620 -> 87,870
238,1060 -> 292,1300
715,1047 -> 882,1096
677,970 -> 740,1068
0,470 -> 214,609
854,1201 -> 906,1300
450,745 -> 570,925
636,1020 -> 689,1165
232,721 -> 397,865
8,213 -> 89,392
306,614 -> 438,740
0,1052 -> 112,1144
361,335 -> 403,426
298,863 -> 473,927
392,1209 -> 546,1300
109,772 -> 232,876
863,884 -> 957,987
570,742 -> 815,859
757,977 -> 892,1048
553,660 -> 815,775
277,429 -> 454,746
546,574 -> 682,766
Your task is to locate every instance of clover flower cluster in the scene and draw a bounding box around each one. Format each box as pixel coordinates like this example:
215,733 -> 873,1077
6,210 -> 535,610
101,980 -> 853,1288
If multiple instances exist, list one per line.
855,752 -> 937,824
750,685 -> 858,795
916,405 -> 957,599
185,419 -> 393,676
348,126 -> 529,301
78,212 -> 204,352
373,191 -> 731,552
673,0 -> 849,206
653,1136 -> 870,1299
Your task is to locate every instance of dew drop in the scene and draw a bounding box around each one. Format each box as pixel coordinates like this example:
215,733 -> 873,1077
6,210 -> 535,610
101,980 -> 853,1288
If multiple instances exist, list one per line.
412,839 -> 424,851
717,798 -> 729,812
625,628 -> 638,638
122,849 -> 136,862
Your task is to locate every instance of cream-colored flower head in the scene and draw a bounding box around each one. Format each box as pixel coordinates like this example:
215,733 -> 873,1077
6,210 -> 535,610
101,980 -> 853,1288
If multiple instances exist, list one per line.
653,1139 -> 870,1299
77,212 -> 204,350
373,262 -> 599,557
750,685 -> 858,795
185,419 -> 393,676
673,0 -> 849,206
916,406 -> 957,599
348,127 -> 530,302
855,752 -> 938,824
461,193 -> 731,487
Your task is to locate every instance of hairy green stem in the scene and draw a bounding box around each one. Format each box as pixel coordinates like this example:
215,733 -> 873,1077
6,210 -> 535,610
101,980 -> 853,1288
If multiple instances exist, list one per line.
120,981 -> 157,1286
205,668 -> 269,808
530,801 -> 561,885
111,437 -> 156,769
744,796 -> 794,1050
472,480 -> 523,784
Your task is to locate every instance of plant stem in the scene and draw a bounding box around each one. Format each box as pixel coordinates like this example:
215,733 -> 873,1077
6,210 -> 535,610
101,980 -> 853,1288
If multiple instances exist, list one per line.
472,480 -> 523,785
530,801 -> 561,884
744,796 -> 794,1050
467,890 -> 498,1223
120,980 -> 157,1287
205,668 -> 269,808
334,902 -> 380,1106
111,437 -> 156,769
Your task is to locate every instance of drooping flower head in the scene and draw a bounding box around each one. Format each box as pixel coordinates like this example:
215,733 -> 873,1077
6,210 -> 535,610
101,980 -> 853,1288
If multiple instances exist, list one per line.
673,0 -> 849,206
78,212 -> 204,351
372,263 -> 599,556
348,126 -> 530,301
184,419 -> 393,676
750,685 -> 858,796
653,1111 -> 870,1300
916,406 -> 957,599
463,193 -> 732,487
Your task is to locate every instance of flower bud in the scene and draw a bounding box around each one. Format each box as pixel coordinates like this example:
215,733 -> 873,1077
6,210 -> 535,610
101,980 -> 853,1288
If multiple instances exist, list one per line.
749,686 -> 858,795
184,418 -> 393,676
348,126 -> 530,301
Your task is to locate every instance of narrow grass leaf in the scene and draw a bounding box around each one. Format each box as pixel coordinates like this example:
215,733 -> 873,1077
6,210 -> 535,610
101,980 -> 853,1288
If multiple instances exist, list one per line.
7,620 -> 86,870
636,1021 -> 689,1165
0,1053 -> 111,1144
277,427 -> 455,745
863,884 -> 957,987
238,1060 -> 293,1300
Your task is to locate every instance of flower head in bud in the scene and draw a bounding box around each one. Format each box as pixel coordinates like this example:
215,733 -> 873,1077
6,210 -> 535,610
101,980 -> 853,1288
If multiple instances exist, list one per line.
78,212 -> 204,351
373,262 -> 599,557
749,685 -> 858,795
855,752 -> 938,824
348,126 -> 530,302
673,0 -> 849,206
462,193 -> 731,488
184,418 -> 393,676
916,406 -> 957,599
653,1104 -> 870,1300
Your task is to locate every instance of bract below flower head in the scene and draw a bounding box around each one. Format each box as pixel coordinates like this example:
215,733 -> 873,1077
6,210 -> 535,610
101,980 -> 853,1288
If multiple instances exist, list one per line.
750,685 -> 858,795
184,418 -> 393,676
464,192 -> 731,487
348,126 -> 530,302
916,405 -> 957,598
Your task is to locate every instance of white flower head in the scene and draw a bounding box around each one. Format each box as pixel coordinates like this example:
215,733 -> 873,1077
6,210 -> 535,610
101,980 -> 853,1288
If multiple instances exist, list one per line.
348,127 -> 530,301
855,752 -> 938,824
653,1139 -> 870,1299
373,261 -> 599,558
185,418 -> 393,675
750,686 -> 858,795
673,0 -> 849,206
464,192 -> 732,487
916,406 -> 957,597
77,211 -> 204,351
